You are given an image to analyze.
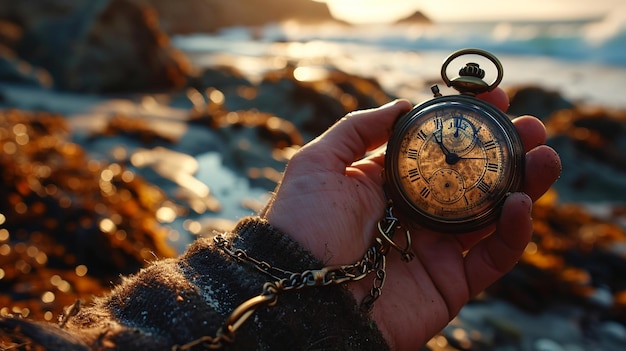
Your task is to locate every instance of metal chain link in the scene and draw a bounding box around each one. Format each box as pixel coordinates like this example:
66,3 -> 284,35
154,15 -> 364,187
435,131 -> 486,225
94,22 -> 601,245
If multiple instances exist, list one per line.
173,203 -> 414,350
359,238 -> 387,312
377,202 -> 416,263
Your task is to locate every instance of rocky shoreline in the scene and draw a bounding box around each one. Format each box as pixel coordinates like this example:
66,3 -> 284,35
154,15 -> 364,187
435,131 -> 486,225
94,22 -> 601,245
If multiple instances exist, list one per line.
1,1 -> 626,350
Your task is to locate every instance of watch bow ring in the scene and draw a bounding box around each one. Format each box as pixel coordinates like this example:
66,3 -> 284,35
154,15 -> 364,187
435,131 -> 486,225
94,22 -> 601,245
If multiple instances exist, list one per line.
383,48 -> 525,233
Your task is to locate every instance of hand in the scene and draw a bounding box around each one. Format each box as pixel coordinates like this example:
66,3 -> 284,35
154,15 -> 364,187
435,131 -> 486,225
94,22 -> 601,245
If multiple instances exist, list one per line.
260,90 -> 561,350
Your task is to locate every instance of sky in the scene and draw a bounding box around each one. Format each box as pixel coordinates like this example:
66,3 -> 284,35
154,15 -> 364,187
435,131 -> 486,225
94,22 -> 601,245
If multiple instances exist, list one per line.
317,0 -> 625,24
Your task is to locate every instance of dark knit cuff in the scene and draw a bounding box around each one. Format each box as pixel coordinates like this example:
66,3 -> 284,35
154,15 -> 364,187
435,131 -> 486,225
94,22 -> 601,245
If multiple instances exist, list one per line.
219,216 -> 390,350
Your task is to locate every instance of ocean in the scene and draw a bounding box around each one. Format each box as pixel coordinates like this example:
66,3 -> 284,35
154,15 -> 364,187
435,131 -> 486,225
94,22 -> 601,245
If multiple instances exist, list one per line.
173,17 -> 626,108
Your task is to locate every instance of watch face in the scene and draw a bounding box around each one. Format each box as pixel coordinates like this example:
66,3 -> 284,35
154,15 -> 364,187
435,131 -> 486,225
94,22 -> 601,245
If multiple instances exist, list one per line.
385,96 -> 524,232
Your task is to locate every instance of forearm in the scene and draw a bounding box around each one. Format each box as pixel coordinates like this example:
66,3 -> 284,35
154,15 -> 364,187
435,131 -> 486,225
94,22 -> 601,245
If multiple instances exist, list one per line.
59,216 -> 389,350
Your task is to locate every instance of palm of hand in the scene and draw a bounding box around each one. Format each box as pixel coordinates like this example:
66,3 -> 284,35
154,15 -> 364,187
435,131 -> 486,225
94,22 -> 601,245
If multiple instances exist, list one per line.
262,150 -> 388,264
262,99 -> 561,350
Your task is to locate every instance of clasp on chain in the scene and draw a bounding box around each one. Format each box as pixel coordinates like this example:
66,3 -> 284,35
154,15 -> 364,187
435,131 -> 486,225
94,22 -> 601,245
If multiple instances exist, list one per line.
377,203 -> 415,262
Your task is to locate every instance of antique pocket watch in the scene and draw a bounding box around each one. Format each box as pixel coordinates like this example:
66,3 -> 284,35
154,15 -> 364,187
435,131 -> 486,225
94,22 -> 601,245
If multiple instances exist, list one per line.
384,48 -> 525,233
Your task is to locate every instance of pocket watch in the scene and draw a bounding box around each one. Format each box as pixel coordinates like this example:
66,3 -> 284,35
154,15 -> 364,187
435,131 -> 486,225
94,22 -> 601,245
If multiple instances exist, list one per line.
384,48 -> 525,233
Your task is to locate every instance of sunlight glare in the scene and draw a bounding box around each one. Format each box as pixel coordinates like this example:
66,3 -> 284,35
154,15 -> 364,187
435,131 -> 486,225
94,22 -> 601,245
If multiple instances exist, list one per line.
322,0 -> 418,24
294,66 -> 328,82
320,0 -> 622,23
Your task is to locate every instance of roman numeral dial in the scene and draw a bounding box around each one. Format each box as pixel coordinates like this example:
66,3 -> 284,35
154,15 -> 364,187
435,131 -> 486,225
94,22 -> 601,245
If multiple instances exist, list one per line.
384,95 -> 525,233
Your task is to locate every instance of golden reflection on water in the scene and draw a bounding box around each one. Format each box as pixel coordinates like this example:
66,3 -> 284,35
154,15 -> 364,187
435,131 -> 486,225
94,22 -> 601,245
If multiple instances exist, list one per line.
183,219 -> 202,235
207,88 -> 225,104
75,265 -> 88,277
293,66 -> 330,82
130,147 -> 221,214
41,291 -> 55,304
156,206 -> 177,223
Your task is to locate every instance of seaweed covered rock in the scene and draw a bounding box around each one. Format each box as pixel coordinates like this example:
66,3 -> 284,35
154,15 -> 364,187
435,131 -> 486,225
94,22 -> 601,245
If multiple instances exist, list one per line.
546,106 -> 626,202
189,63 -> 395,142
179,63 -> 394,189
488,192 -> 626,325
507,85 -> 575,121
0,109 -> 176,321
506,85 -> 626,202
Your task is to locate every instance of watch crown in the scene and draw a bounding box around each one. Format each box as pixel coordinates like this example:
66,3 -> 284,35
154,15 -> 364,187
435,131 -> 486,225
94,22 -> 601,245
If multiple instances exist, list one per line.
448,62 -> 489,95
459,62 -> 485,79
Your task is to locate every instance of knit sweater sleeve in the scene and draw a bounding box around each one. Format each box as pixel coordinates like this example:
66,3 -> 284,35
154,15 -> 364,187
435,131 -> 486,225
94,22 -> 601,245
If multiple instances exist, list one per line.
59,216 -> 390,350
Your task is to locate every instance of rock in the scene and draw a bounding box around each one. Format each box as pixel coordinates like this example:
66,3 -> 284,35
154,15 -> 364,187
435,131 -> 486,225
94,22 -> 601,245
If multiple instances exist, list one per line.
186,65 -> 254,98
95,113 -> 178,144
0,0 -> 191,92
544,107 -> 626,201
193,65 -> 253,89
395,11 -> 433,25
139,0 -> 342,35
486,192 -> 626,326
178,63 -> 394,191
251,68 -> 347,140
0,45 -> 52,87
507,85 -> 575,121
0,109 -> 176,319
189,63 -> 394,142
0,20 -> 52,87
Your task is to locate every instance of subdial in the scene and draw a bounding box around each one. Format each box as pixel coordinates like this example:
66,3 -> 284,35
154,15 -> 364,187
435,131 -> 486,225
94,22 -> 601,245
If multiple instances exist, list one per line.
441,116 -> 477,156
428,168 -> 465,204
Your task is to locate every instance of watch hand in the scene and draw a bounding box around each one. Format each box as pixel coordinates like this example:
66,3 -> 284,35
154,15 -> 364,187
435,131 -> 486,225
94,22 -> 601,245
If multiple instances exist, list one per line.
433,131 -> 451,156
433,131 -> 461,165
459,157 -> 487,160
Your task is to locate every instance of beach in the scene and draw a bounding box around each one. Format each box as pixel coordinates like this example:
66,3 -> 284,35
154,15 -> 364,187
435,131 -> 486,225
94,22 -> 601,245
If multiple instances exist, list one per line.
1,1 -> 626,349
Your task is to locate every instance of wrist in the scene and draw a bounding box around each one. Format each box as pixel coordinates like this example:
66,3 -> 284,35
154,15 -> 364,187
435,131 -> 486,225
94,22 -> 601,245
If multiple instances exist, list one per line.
220,216 -> 390,350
